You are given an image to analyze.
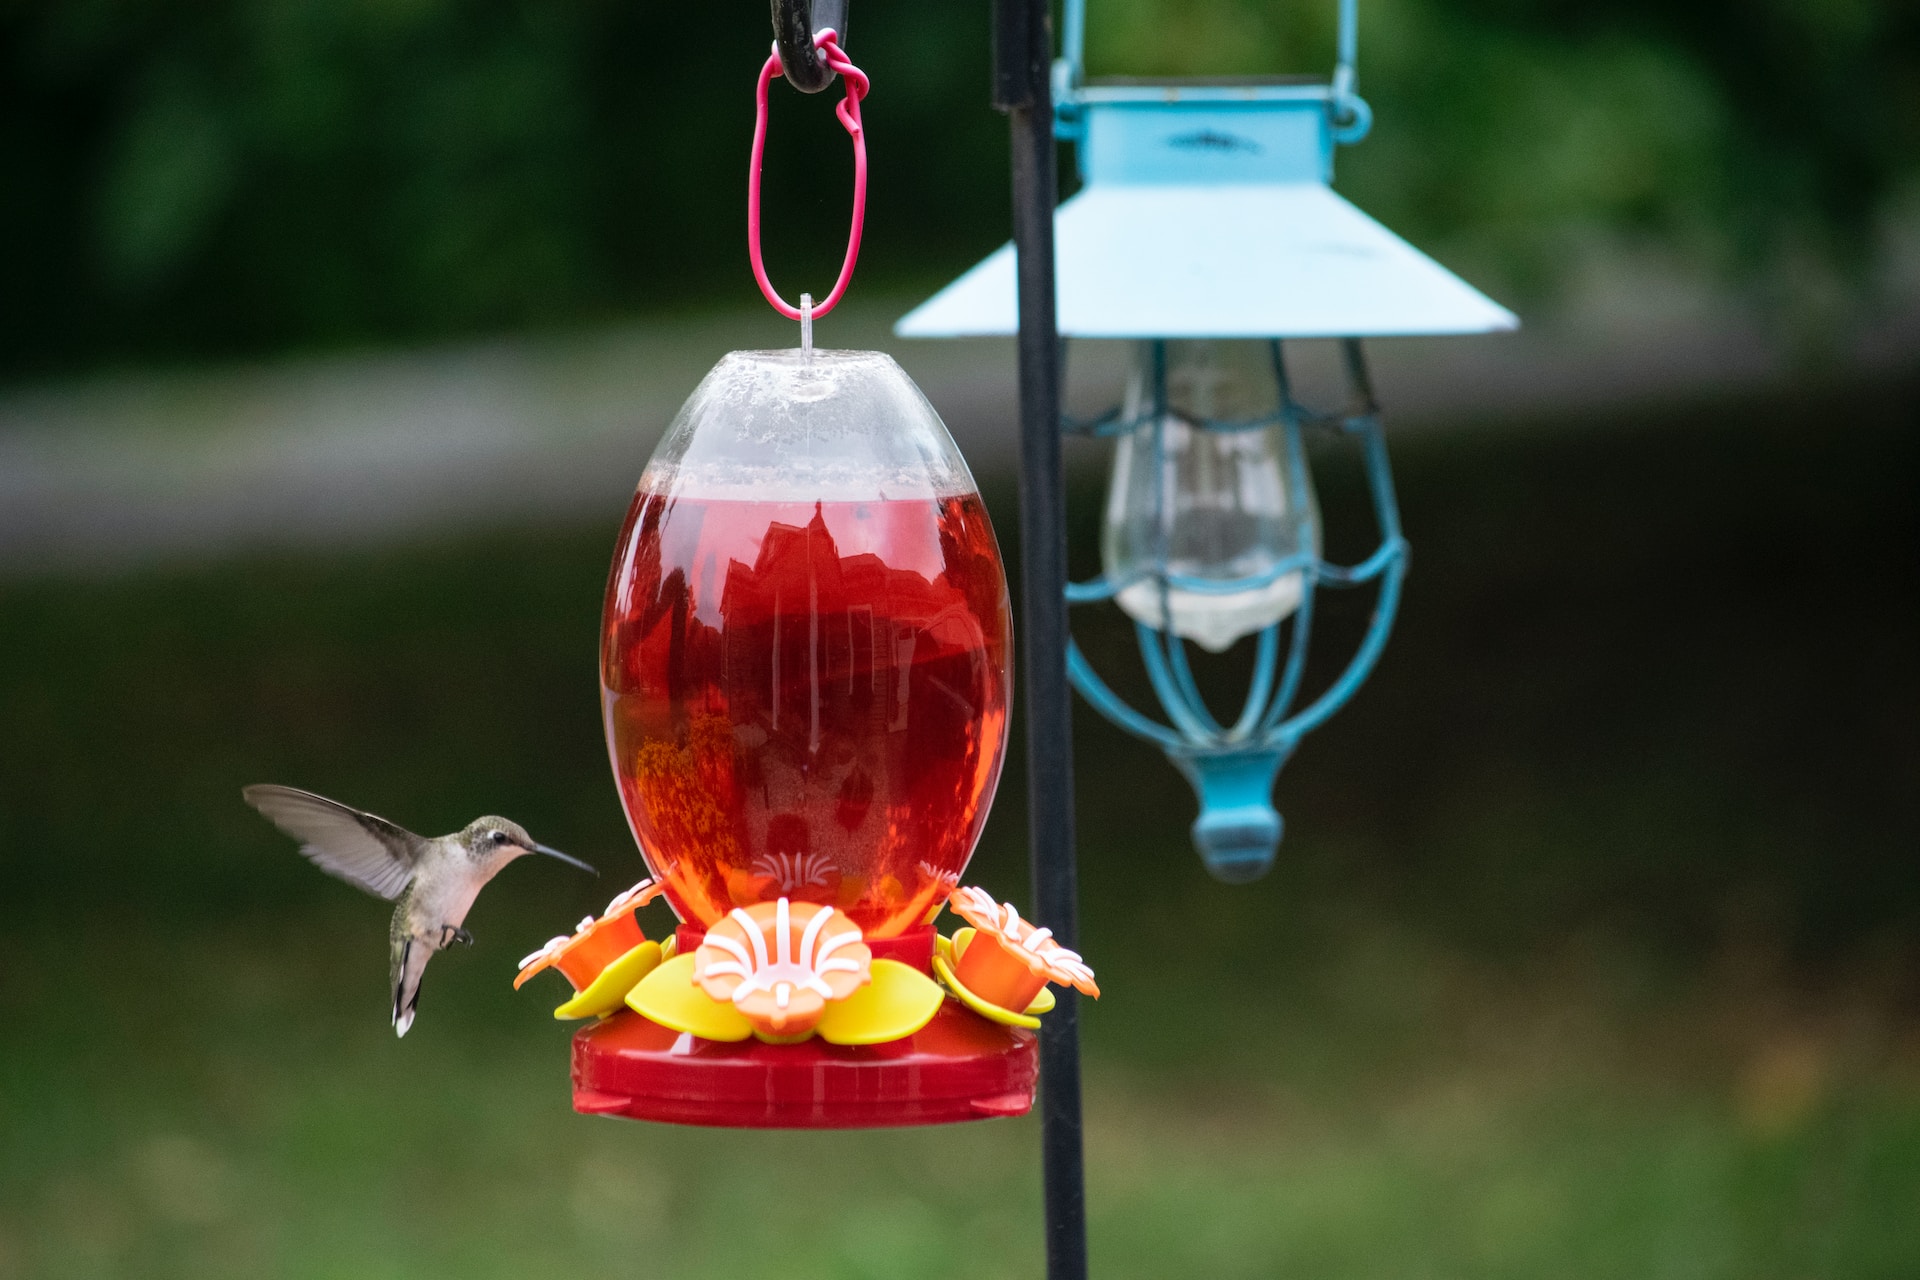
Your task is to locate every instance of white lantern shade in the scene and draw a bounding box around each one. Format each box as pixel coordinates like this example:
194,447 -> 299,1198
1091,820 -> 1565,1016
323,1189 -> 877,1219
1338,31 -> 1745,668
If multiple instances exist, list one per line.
896,87 -> 1517,340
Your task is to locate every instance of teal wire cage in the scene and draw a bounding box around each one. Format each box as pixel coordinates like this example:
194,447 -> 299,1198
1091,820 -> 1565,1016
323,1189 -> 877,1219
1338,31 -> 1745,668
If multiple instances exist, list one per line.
1063,337 -> 1404,882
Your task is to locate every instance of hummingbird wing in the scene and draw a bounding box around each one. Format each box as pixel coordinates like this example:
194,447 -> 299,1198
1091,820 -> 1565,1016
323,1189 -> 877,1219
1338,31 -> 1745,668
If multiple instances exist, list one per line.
243,784 -> 426,901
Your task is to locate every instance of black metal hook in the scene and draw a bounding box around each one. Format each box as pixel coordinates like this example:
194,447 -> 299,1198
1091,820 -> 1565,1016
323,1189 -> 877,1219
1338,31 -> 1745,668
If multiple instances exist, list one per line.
771,0 -> 850,94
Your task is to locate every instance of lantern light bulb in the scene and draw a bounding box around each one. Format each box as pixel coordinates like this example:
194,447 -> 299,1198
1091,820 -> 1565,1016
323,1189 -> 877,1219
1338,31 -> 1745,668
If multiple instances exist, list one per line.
1100,340 -> 1321,653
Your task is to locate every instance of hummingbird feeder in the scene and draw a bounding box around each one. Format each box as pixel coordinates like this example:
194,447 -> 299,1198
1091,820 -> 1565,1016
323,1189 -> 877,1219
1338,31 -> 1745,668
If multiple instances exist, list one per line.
524,0 -> 1098,1129
898,0 -> 1516,883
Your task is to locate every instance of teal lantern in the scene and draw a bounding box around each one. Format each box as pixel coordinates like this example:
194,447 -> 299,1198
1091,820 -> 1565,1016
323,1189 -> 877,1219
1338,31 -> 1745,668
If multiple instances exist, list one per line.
900,0 -> 1515,882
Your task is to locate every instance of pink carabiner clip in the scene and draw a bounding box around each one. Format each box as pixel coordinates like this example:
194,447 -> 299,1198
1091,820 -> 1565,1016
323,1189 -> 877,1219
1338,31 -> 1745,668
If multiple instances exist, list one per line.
747,29 -> 869,322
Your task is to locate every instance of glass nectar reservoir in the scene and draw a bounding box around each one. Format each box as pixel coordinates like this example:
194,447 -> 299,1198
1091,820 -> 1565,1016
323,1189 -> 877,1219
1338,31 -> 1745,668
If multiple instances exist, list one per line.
601,350 -> 1011,939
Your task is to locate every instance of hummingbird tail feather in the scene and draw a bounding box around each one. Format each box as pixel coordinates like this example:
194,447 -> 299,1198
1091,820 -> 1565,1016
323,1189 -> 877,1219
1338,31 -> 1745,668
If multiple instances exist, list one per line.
392,936 -> 426,1038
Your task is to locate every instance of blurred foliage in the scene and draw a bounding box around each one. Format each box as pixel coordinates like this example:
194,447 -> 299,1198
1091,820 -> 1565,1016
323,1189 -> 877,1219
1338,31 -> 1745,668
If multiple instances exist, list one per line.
1094,0 -> 1920,306
0,0 -> 1004,375
2,0 -> 1917,378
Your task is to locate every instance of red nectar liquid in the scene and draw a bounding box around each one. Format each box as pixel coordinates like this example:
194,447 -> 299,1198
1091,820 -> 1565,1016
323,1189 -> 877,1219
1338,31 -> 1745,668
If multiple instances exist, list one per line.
601,491 -> 1010,937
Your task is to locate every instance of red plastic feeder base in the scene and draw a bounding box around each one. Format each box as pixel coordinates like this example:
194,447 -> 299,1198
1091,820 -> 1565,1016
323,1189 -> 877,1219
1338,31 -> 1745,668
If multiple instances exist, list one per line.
571,1004 -> 1038,1129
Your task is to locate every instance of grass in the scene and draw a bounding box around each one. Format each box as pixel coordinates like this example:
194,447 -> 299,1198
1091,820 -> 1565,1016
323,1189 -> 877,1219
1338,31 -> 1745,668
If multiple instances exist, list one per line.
4,910 -> 1917,1278
1,376 -> 1915,1277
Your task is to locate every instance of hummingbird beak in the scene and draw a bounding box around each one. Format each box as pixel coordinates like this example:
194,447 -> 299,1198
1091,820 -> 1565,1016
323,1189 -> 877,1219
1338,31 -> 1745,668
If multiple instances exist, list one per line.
532,843 -> 597,876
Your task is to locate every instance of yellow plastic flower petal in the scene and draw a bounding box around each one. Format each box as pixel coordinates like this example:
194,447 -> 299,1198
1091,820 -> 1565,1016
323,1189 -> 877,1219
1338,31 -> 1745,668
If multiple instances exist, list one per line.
625,952 -> 753,1042
932,952 -> 1042,1030
553,941 -> 662,1020
814,959 -> 945,1046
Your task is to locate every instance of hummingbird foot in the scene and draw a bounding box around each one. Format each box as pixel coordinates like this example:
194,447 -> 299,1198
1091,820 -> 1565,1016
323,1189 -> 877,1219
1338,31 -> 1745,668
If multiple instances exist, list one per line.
437,925 -> 475,949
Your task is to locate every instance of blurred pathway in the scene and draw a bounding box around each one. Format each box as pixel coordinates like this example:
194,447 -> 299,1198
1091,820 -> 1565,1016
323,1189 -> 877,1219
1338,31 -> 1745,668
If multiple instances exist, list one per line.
3,264 -> 1916,575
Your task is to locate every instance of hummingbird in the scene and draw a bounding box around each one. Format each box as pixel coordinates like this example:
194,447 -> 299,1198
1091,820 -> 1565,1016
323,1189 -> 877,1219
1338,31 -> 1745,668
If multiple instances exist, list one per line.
241,784 -> 597,1037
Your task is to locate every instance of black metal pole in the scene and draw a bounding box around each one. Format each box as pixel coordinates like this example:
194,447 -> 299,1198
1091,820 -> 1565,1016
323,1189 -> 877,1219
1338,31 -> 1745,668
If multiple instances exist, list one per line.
993,3 -> 1087,1278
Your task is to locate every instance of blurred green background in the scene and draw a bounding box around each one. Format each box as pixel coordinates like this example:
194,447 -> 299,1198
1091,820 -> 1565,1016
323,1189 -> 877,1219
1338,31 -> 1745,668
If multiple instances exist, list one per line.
2,1 -> 1918,1278
4,0 -> 1917,376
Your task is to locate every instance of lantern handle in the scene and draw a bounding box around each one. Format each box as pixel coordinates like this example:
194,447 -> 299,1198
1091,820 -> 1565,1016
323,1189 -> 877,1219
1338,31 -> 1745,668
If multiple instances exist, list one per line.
1054,0 -> 1371,144
1329,0 -> 1372,143
1055,0 -> 1357,89
771,0 -> 850,93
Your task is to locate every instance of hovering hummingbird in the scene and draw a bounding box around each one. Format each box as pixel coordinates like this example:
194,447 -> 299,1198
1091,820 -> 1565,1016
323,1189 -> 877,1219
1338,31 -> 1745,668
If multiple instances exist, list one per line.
241,784 -> 597,1037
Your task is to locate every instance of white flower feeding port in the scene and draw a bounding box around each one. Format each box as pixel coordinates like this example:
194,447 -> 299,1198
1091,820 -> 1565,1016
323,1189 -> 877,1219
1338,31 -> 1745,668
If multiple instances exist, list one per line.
693,900 -> 871,1035
899,0 -> 1515,884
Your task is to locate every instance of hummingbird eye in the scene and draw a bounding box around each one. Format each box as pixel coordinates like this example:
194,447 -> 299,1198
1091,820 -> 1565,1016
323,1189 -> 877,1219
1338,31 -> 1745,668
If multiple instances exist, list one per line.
491,831 -> 510,845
